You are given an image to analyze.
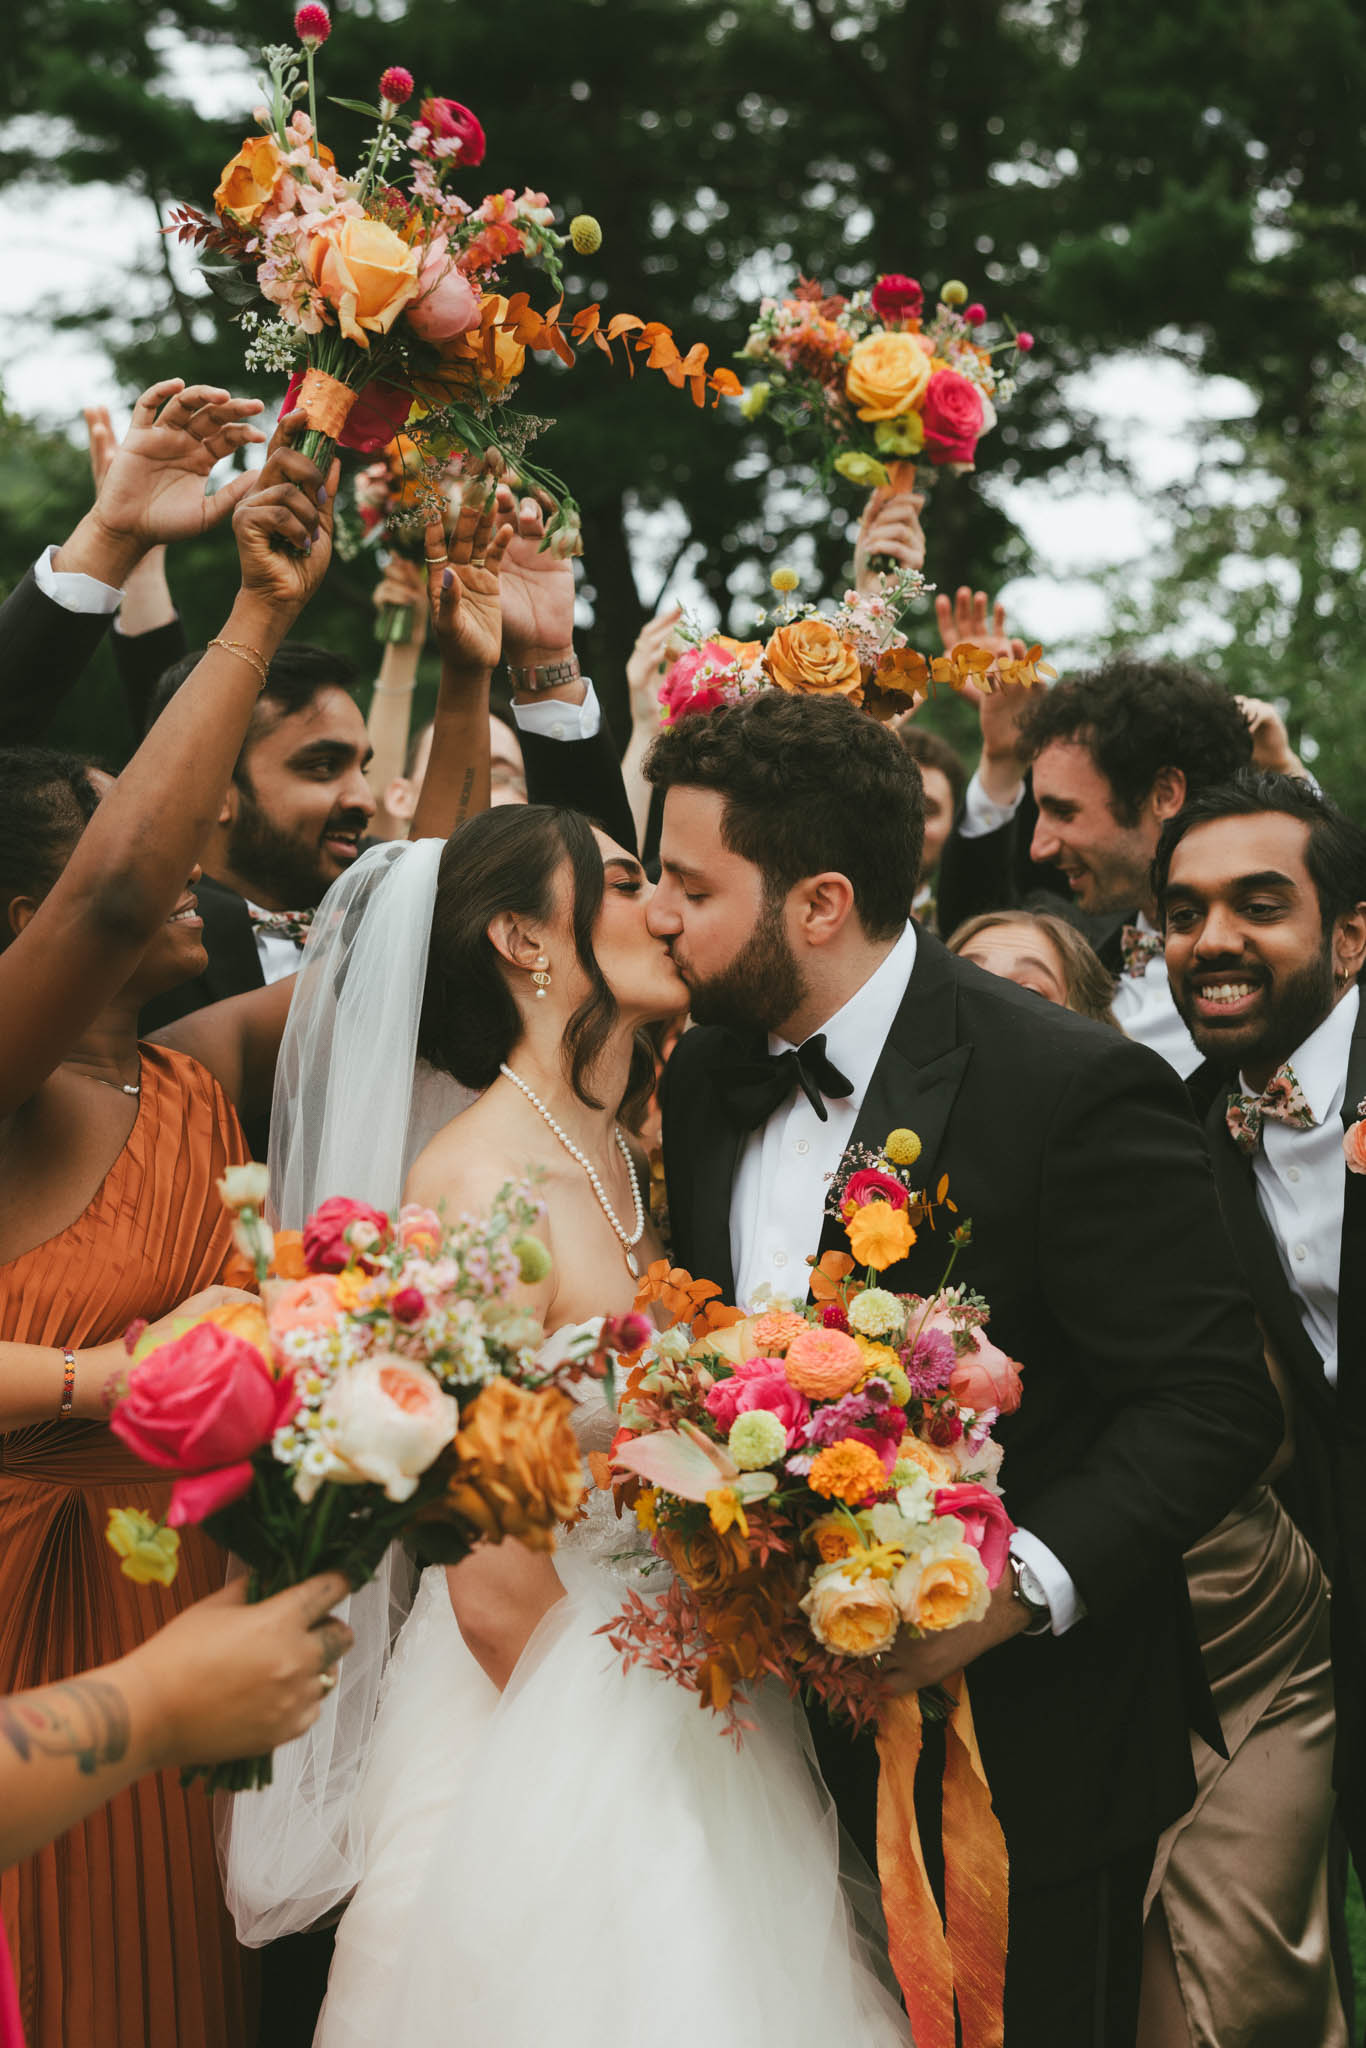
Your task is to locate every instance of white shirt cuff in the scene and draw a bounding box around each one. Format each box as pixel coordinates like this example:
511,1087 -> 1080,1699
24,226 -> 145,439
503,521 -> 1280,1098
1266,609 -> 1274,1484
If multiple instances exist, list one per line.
959,765 -> 1025,840
1009,1528 -> 1086,1636
511,678 -> 601,741
33,543 -> 123,617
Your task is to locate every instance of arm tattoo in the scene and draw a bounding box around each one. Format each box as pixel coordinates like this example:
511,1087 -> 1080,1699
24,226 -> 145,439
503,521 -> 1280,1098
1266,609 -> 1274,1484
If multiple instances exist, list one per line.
455,766 -> 476,823
0,1677 -> 131,1776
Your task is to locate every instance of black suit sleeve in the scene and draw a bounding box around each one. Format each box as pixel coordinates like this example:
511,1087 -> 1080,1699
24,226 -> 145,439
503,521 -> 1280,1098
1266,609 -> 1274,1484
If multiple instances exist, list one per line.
934,811 -> 1021,936
112,615 -> 188,736
0,567 -> 115,744
518,718 -> 638,855
1020,1036 -> 1282,1615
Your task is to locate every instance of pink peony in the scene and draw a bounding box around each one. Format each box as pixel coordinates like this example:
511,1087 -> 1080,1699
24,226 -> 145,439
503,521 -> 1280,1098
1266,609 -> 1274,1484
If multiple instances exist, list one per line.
659,642 -> 737,721
705,1358 -> 810,1448
921,368 -> 985,468
870,273 -> 924,323
842,1167 -> 908,1211
281,372 -> 414,455
294,3 -> 331,47
949,1329 -> 1024,1416
418,98 -> 486,166
379,66 -> 414,105
110,1324 -> 299,1527
303,1196 -> 393,1273
934,1482 -> 1015,1587
406,239 -> 482,343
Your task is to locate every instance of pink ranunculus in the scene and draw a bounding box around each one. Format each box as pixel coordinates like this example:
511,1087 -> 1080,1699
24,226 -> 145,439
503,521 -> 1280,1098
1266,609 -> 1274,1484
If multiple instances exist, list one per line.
407,238 -> 481,343
417,98 -> 486,166
949,1329 -> 1024,1416
111,1324 -> 298,1478
168,1463 -> 256,1528
920,368 -> 985,469
842,1167 -> 909,1211
870,273 -> 924,323
397,1204 -> 443,1255
705,1358 -> 810,1448
934,1482 -> 1016,1587
659,642 -> 737,722
303,1196 -> 393,1273
281,373 -> 414,456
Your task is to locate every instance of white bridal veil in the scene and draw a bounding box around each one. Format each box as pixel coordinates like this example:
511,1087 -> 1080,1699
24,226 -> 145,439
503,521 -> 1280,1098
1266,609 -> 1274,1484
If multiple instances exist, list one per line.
219,837 -> 475,1945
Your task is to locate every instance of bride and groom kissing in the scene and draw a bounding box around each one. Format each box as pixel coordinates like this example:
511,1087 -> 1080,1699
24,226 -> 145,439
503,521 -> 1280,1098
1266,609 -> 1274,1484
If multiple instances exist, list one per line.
240,689 -> 1280,2047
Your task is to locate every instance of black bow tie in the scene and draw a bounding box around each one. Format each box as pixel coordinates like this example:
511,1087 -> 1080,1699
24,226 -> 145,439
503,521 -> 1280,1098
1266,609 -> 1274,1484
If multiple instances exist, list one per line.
713,1031 -> 855,1133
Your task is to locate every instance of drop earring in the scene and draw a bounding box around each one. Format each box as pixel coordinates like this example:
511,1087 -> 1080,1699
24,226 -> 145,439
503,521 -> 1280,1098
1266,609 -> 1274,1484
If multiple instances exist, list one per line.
532,955 -> 551,999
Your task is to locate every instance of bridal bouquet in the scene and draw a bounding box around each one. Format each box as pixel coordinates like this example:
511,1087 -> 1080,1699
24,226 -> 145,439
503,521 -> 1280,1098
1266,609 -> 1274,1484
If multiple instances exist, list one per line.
105,1167 -> 594,1788
166,5 -> 739,553
739,270 -> 1033,497
658,568 -> 1054,726
603,1134 -> 1023,1731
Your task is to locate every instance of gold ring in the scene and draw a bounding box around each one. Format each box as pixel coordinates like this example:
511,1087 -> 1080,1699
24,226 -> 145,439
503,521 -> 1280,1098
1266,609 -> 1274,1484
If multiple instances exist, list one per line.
318,1669 -> 338,1694
470,553 -> 487,569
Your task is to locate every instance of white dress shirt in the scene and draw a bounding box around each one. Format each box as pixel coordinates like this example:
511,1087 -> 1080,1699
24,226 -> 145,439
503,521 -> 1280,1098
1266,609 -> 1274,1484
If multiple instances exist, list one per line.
244,901 -> 307,987
1242,985 -> 1357,1385
33,543 -> 123,617
728,918 -> 1082,1634
959,765 -> 1025,841
510,680 -> 602,743
1111,911 -> 1203,1079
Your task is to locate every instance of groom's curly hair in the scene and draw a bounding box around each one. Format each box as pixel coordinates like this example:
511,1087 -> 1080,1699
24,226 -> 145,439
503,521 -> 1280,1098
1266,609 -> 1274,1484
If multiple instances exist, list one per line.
419,805 -> 654,1118
645,693 -> 924,937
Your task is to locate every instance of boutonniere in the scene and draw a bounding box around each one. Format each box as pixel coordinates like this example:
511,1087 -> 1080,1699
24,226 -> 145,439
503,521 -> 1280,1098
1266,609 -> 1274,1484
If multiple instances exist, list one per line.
1344,1097 -> 1366,1174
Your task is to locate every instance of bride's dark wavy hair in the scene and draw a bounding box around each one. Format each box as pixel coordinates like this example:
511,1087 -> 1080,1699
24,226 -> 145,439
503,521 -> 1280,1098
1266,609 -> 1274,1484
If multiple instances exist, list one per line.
418,805 -> 655,1121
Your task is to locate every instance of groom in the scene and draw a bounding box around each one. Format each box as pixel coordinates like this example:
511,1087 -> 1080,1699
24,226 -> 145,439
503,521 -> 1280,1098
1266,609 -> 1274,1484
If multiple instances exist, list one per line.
645,692 -> 1282,2048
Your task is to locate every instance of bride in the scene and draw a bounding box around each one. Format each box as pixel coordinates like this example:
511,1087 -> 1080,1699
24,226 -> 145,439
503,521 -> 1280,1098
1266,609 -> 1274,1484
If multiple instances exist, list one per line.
224,806 -> 906,2046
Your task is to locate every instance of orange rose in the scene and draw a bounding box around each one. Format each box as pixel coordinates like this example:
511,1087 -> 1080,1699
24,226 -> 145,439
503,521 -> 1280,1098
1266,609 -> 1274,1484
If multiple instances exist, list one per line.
895,1434 -> 957,1486
658,1517 -> 752,1599
198,1297 -> 271,1354
810,1514 -> 862,1565
422,1378 -> 585,1552
309,218 -> 421,348
214,137 -> 286,223
892,1545 -> 991,1632
427,294 -> 527,398
764,617 -> 863,700
802,1563 -> 901,1656
845,331 -> 933,422
1345,1119 -> 1366,1175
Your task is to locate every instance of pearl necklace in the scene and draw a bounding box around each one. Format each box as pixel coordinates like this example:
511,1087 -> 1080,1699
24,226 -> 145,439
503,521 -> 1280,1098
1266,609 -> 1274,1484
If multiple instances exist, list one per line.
499,1063 -> 645,1277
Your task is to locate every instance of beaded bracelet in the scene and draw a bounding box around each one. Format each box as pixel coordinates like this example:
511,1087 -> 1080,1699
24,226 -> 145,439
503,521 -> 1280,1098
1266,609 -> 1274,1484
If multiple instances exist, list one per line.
58,1348 -> 76,1419
208,636 -> 270,690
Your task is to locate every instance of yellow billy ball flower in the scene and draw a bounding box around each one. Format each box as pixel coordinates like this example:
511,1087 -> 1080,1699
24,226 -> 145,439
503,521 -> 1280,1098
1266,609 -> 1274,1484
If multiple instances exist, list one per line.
940,279 -> 968,307
885,1127 -> 922,1167
770,565 -> 800,594
569,214 -> 603,255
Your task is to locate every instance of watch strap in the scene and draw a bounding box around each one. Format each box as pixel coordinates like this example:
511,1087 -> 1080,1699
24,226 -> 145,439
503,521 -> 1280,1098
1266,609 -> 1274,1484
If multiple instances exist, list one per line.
507,655 -> 582,695
1011,1557 -> 1052,1636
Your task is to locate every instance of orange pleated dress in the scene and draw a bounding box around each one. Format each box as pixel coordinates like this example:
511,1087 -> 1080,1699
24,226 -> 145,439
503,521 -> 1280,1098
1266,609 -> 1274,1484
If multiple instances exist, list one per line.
0,1045 -> 255,2048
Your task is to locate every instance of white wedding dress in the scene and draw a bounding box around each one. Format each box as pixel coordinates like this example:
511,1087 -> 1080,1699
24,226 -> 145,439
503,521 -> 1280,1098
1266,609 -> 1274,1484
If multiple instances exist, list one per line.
312,1363 -> 908,2048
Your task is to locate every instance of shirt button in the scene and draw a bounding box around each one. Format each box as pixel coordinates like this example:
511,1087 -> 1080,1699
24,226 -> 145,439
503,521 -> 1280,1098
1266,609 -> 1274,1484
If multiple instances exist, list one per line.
550,721 -> 565,740
772,1250 -> 789,1269
794,1139 -> 810,1157
1293,1243 -> 1308,1262
1287,1165 -> 1301,1184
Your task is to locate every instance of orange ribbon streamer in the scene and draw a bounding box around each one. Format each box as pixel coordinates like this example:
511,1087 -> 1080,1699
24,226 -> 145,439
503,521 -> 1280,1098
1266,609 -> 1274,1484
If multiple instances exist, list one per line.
295,366 -> 358,440
875,1675 -> 1009,2048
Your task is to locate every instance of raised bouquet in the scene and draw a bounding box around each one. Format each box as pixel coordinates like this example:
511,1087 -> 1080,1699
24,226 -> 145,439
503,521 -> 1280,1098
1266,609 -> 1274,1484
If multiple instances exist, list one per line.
168,4 -> 739,553
739,270 -> 1033,500
105,1166 -> 597,1788
603,1133 -> 1022,2045
658,566 -> 1053,725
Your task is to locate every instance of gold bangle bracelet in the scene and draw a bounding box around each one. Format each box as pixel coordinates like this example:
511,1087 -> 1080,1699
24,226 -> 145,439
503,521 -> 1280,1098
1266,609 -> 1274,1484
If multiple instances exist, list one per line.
208,636 -> 270,689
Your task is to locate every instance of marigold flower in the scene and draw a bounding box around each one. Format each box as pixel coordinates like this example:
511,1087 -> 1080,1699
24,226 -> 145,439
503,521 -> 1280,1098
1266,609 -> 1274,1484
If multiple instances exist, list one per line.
784,1326 -> 864,1400
634,1487 -> 659,1534
846,1199 -> 915,1272
106,1507 -> 181,1587
569,213 -> 603,255
379,66 -> 414,106
294,2 -> 331,48
809,1438 -> 889,1505
885,1127 -> 922,1166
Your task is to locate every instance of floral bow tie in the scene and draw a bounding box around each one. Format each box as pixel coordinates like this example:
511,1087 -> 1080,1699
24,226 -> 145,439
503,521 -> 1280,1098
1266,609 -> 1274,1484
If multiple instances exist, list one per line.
247,906 -> 315,948
1120,923 -> 1165,979
1225,1065 -> 1317,1156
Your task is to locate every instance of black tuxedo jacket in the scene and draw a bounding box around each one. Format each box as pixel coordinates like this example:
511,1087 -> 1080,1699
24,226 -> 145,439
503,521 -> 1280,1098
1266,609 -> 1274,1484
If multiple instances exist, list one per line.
517,716 -> 637,855
1203,998 -> 1366,1864
935,779 -> 1122,960
661,931 -> 1282,1882
0,568 -> 115,743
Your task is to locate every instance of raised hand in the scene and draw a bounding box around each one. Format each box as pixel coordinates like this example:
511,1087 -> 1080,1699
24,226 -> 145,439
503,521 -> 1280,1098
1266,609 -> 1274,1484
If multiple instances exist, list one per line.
626,605 -> 685,733
854,483 -> 927,594
935,586 -> 1035,803
1235,695 -> 1306,778
495,488 -> 577,669
232,415 -> 339,617
423,490 -> 515,675
88,378 -> 266,548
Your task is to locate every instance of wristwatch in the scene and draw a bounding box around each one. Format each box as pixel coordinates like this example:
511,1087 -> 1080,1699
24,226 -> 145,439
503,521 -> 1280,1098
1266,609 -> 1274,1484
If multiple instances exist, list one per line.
506,655 -> 582,695
1010,1557 -> 1052,1636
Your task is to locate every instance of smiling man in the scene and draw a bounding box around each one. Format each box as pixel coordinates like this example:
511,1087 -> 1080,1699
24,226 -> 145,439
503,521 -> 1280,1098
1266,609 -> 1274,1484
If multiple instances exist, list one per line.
1157,769 -> 1366,1885
139,642 -> 375,1035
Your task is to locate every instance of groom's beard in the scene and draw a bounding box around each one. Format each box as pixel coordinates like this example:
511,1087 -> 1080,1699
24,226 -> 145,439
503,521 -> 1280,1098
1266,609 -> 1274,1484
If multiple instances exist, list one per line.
676,896 -> 808,1033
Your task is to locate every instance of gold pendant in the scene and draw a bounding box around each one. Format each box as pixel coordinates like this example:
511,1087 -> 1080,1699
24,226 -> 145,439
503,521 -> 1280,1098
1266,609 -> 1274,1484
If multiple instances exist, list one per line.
625,1248 -> 639,1278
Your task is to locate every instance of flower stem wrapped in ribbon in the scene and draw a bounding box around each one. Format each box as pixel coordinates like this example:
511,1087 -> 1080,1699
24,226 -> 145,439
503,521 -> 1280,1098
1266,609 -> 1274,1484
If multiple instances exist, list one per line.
106,1172 -> 587,1791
